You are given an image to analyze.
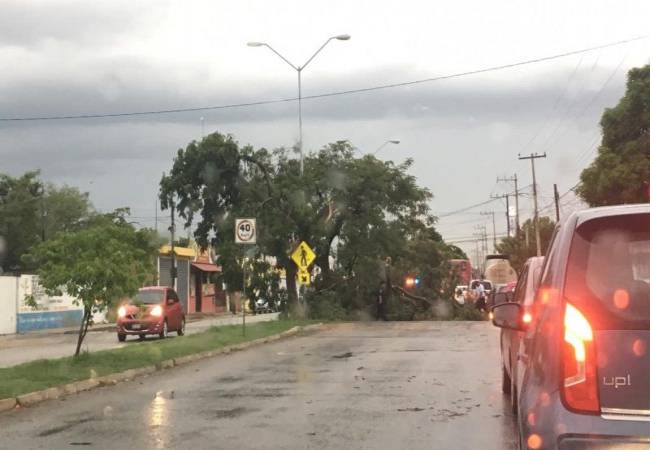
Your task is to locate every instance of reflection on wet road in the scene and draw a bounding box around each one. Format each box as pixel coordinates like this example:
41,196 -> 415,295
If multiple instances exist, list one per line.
0,321 -> 518,449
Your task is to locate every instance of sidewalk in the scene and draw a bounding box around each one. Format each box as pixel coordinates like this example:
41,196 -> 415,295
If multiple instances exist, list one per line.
0,313 -> 279,368
1,311 -> 241,339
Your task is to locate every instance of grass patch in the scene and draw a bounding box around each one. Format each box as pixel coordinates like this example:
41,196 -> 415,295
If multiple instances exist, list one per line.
0,320 -> 311,399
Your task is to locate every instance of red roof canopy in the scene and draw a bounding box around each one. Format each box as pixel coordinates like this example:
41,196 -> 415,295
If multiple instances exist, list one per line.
191,262 -> 221,273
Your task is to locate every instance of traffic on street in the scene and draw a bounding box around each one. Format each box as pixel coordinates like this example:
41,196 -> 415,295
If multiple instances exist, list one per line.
1,1 -> 650,449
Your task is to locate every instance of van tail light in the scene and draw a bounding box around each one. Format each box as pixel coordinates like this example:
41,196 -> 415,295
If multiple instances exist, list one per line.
562,303 -> 599,413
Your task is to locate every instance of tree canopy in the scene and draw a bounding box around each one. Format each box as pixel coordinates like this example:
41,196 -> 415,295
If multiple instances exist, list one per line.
160,133 -> 456,318
577,64 -> 650,206
0,171 -> 93,273
495,217 -> 555,274
24,212 -> 158,356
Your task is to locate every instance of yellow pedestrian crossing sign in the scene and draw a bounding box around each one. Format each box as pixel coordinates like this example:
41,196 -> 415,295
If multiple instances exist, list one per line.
297,268 -> 311,285
291,241 -> 316,270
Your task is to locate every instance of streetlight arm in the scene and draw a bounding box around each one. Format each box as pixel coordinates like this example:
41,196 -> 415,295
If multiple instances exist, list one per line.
373,140 -> 400,155
300,37 -> 334,70
262,43 -> 298,71
373,141 -> 389,155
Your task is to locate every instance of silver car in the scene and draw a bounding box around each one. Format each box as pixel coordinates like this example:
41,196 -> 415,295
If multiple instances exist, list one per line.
493,204 -> 650,449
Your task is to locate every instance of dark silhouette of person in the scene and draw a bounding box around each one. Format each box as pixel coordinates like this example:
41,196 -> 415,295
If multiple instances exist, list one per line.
377,281 -> 388,321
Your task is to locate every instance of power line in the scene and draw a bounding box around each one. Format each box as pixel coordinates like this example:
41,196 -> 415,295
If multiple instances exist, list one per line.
517,54 -> 585,153
542,54 -> 628,153
1,35 -> 647,122
436,199 -> 499,218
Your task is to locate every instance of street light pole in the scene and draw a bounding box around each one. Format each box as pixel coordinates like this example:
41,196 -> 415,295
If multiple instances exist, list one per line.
298,69 -> 303,174
374,140 -> 400,155
248,35 -> 351,175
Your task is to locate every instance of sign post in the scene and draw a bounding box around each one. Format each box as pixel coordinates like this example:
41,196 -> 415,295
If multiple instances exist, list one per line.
235,219 -> 256,335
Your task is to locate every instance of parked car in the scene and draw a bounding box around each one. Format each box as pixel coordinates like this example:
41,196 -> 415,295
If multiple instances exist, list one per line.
116,286 -> 185,341
254,297 -> 273,314
496,256 -> 544,413
492,205 -> 650,449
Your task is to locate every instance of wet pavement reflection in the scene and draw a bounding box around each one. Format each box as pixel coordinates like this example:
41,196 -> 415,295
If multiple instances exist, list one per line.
0,321 -> 518,449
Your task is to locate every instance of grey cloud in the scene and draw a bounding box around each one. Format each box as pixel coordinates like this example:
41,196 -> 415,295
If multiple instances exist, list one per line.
0,61 -> 627,128
0,0 -> 161,48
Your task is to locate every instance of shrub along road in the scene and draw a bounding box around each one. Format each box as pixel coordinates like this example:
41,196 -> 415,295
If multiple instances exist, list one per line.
0,321 -> 517,449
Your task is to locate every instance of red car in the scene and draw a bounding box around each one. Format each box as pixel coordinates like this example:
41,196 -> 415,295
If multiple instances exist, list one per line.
116,287 -> 185,342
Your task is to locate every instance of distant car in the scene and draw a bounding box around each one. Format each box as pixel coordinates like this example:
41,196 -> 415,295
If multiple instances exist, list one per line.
496,256 -> 543,413
492,205 -> 650,449
116,287 -> 185,342
254,297 -> 273,314
469,279 -> 493,296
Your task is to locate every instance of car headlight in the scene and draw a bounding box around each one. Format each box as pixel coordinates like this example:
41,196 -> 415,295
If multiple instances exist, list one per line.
150,305 -> 163,317
118,306 -> 127,318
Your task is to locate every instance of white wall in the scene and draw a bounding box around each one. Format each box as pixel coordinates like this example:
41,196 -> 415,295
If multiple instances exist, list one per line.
0,276 -> 18,335
17,274 -> 81,312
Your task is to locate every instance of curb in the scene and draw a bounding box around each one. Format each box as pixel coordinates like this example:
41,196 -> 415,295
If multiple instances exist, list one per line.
0,323 -> 322,413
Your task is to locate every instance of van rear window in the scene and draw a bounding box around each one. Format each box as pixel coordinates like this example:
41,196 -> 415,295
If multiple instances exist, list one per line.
565,213 -> 650,329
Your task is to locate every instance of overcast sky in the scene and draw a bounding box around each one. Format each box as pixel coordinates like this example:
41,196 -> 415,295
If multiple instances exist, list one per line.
1,0 -> 649,262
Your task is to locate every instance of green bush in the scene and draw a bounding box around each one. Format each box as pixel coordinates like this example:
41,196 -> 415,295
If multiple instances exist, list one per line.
453,304 -> 487,321
305,290 -> 350,321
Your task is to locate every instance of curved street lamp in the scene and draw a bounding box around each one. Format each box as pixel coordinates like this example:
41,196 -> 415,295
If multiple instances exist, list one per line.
374,140 -> 400,155
247,35 -> 351,175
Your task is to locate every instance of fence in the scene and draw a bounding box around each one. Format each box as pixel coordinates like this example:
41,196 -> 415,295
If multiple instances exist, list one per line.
0,275 -> 84,334
0,277 -> 18,335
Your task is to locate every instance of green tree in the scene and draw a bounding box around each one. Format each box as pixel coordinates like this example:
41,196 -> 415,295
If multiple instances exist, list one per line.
0,172 -> 93,273
495,217 -> 555,273
42,183 -> 92,240
0,171 -> 42,273
159,134 -> 436,317
24,217 -> 157,356
444,244 -> 468,260
577,64 -> 650,206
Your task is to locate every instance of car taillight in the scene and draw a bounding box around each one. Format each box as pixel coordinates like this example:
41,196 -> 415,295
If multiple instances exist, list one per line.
562,302 -> 599,413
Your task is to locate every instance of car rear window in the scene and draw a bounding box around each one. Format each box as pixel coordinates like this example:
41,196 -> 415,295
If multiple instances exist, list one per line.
565,213 -> 650,329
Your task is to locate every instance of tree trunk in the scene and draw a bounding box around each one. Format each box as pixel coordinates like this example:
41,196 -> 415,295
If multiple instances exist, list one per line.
285,263 -> 304,318
316,253 -> 331,283
74,306 -> 91,357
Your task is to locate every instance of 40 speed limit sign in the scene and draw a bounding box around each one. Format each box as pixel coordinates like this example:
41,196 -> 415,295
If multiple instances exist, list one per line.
235,218 -> 257,244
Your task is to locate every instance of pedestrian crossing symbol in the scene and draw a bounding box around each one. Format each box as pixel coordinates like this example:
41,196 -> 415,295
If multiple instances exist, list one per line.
291,241 -> 316,270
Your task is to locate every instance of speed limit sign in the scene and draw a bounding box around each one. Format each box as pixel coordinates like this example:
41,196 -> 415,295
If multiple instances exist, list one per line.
235,218 -> 256,244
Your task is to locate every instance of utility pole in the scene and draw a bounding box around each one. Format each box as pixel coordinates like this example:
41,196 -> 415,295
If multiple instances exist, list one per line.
518,153 -> 547,256
491,193 -> 511,237
155,198 -> 158,233
554,183 -> 560,222
474,225 -> 488,275
169,198 -> 177,290
481,211 -> 497,252
497,174 -> 520,235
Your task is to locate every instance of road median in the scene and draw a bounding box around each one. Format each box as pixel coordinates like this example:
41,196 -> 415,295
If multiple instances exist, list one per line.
0,320 -> 321,413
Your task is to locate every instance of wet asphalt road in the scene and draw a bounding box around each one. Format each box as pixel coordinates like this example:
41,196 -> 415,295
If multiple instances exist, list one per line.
0,321 -> 518,450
